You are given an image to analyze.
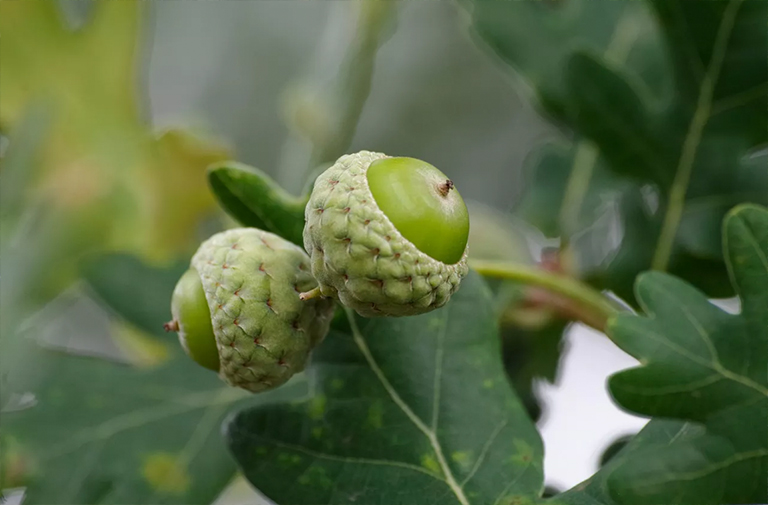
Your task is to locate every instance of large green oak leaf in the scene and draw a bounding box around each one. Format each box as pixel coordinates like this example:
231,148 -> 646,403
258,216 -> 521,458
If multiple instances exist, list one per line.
225,273 -> 544,505
603,204 -> 768,504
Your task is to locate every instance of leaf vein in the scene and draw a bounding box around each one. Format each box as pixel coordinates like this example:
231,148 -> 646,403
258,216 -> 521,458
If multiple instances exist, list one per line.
652,0 -> 745,271
431,305 -> 450,431
345,307 -> 470,505
243,435 -> 448,483
460,418 -> 509,487
638,449 -> 768,486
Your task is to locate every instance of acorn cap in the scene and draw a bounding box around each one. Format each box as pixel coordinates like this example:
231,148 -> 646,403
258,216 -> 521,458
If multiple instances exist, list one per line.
192,228 -> 334,392
303,151 -> 469,317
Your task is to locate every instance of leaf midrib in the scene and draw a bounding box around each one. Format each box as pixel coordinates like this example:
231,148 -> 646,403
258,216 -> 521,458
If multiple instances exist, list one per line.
652,0 -> 745,271
345,307 -> 471,505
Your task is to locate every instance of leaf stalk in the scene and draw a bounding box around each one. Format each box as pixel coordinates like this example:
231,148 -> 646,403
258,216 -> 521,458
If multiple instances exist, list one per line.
469,259 -> 621,331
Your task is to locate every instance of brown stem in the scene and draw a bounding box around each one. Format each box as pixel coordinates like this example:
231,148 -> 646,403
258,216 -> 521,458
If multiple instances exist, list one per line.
299,287 -> 322,301
525,288 -> 610,331
163,320 -> 179,332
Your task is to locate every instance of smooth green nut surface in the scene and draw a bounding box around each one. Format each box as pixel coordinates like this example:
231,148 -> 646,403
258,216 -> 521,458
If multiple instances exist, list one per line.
172,228 -> 335,393
170,268 -> 220,372
304,151 -> 469,317
367,157 -> 469,265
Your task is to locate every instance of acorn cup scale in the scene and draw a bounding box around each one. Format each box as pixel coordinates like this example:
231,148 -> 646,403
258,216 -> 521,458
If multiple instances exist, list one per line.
166,228 -> 335,393
303,151 -> 470,317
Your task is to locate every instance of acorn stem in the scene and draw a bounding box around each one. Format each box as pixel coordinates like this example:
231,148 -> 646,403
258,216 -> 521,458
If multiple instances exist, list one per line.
469,259 -> 624,332
437,179 -> 454,197
163,320 -> 179,332
299,287 -> 322,301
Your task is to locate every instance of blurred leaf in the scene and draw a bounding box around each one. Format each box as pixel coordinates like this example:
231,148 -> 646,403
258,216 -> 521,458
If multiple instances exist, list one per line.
208,162 -> 307,246
1,251 -> 308,503
466,201 -> 535,264
0,1 -> 230,272
225,273 -> 544,504
501,320 -> 568,422
467,0 -> 768,301
603,204 -> 768,504
462,0 -> 638,107
82,253 -> 188,336
1,344 -> 307,504
0,102 -> 50,219
598,434 -> 634,468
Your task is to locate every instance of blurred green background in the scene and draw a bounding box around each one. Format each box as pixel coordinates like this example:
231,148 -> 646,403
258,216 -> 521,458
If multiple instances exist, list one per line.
1,0 -> 765,503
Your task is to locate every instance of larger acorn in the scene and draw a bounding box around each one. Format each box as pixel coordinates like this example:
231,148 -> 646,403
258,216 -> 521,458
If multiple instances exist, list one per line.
303,151 -> 470,317
166,228 -> 335,393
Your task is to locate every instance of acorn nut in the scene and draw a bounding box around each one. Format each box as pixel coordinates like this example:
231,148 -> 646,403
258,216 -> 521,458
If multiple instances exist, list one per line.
166,228 -> 335,393
303,151 -> 470,317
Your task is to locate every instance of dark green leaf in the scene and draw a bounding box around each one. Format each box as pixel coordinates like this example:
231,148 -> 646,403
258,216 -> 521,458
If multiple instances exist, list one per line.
551,419 -> 692,505
564,53 -> 661,186
225,273 -> 544,505
462,0 -> 635,107
602,204 -> 768,504
1,344 -> 306,504
501,320 -> 567,422
208,161 -> 308,246
468,0 -> 768,301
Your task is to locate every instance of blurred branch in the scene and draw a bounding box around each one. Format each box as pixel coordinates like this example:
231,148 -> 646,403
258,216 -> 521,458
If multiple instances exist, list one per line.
470,259 -> 622,331
558,11 -> 644,248
278,1 -> 396,190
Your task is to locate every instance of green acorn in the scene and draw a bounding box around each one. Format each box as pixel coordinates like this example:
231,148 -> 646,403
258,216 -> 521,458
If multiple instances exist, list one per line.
303,151 -> 470,317
165,228 -> 335,392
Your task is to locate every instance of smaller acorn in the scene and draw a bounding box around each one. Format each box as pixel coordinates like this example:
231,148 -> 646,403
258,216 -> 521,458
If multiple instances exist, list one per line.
303,151 -> 470,317
166,228 -> 335,393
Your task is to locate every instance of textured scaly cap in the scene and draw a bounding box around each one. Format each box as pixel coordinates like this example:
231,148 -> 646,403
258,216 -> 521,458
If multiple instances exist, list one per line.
303,151 -> 469,317
192,228 -> 334,392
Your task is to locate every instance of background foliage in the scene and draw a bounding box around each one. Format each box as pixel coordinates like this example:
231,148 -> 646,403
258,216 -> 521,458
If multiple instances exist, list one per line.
1,1 -> 765,504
